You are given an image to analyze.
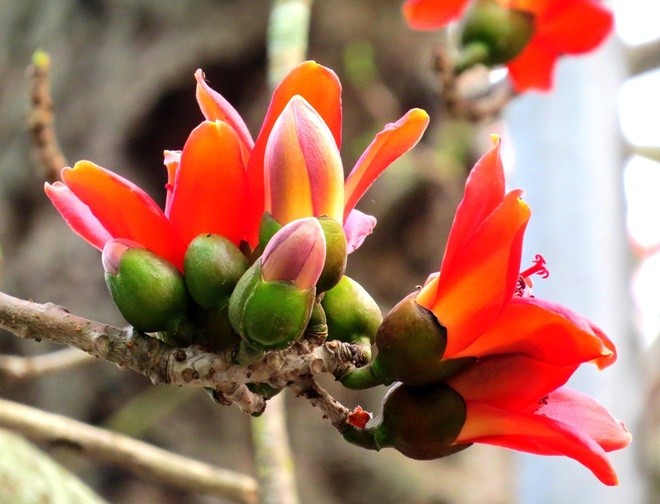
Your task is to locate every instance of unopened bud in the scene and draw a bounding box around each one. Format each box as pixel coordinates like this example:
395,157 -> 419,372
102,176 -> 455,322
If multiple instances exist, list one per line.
458,0 -> 535,68
322,275 -> 381,346
103,241 -> 189,334
184,233 -> 249,309
317,217 -> 347,292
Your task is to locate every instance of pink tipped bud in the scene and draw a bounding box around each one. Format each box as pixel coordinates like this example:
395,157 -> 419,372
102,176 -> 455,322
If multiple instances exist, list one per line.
261,217 -> 326,289
101,239 -> 144,275
265,95 -> 344,225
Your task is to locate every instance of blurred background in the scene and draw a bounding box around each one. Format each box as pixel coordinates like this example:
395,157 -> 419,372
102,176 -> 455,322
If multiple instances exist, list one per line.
0,0 -> 656,502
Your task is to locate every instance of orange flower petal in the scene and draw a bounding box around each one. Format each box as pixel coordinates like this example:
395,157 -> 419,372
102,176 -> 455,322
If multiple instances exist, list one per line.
428,192 -> 530,355
453,297 -> 617,368
61,161 -> 186,270
448,354 -> 577,411
195,69 -> 254,165
45,181 -> 113,250
343,109 -> 429,221
168,121 -> 251,247
403,0 -> 470,29
458,398 -> 622,486
246,61 -> 342,243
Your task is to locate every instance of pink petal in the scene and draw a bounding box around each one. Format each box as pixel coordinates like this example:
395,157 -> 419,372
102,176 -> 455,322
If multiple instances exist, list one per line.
343,209 -> 377,253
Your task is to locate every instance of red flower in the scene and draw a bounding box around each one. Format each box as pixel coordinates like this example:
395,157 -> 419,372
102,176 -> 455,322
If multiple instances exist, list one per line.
46,62 -> 429,270
402,0 -> 614,91
415,137 -> 615,369
447,354 -> 631,485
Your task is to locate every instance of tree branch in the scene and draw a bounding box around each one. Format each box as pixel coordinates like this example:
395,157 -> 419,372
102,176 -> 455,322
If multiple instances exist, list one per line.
0,397 -> 258,503
0,291 -> 369,408
0,347 -> 94,381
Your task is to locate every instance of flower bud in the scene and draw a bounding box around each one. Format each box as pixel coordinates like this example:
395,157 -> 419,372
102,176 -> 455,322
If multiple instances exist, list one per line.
261,218 -> 326,290
458,0 -> 535,69
264,95 -> 344,225
228,219 -> 324,351
370,382 -> 469,460
103,240 -> 189,334
317,217 -> 347,292
322,275 -> 381,347
184,233 -> 250,309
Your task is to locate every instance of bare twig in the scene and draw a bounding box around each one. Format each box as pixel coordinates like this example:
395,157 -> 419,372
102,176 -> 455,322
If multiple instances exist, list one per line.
0,397 -> 258,503
27,50 -> 68,183
0,347 -> 94,381
287,375 -> 352,431
251,393 -> 299,504
435,46 -> 517,122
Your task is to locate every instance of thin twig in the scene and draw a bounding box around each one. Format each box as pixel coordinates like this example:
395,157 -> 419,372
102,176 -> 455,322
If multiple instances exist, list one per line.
435,46 -> 517,122
0,347 -> 94,381
0,397 -> 258,504
251,393 -> 299,504
287,375 -> 352,432
27,50 -> 68,183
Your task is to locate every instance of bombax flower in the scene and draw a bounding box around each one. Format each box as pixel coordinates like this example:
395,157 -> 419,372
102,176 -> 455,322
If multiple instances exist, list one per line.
352,354 -> 631,485
45,61 -> 428,272
402,0 -> 613,91
345,137 -> 615,388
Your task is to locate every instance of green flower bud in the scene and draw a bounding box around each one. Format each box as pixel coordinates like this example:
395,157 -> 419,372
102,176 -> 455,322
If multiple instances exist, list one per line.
322,275 -> 381,346
371,382 -> 470,460
184,233 -> 250,309
258,212 -> 283,254
458,0 -> 535,70
229,219 -> 324,352
317,217 -> 347,293
191,303 -> 240,352
103,241 -> 189,334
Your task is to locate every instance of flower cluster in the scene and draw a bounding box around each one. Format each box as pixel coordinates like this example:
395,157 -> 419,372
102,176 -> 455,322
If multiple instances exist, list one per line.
402,0 -> 614,91
46,61 -> 428,354
45,62 -> 629,485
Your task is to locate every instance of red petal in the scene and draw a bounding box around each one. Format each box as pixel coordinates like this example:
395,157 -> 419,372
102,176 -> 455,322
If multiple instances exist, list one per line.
246,61 -> 342,244
343,109 -> 429,221
448,354 -> 577,411
507,42 -> 557,92
195,69 -> 254,165
45,181 -> 113,250
457,400 -> 622,485
439,139 -> 506,275
61,162 -> 186,270
168,121 -> 252,247
402,0 -> 470,29
535,0 -> 613,54
538,388 -> 632,453
453,297 -> 617,368
419,191 -> 530,355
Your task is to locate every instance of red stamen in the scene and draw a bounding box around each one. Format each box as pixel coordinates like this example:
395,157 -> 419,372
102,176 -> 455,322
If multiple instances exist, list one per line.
520,254 -> 549,279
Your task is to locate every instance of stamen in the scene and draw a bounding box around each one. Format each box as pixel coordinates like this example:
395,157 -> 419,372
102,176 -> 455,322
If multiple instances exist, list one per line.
520,254 -> 549,279
515,254 -> 549,297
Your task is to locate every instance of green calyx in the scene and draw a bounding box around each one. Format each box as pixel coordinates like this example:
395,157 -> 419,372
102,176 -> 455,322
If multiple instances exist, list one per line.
374,382 -> 470,460
184,233 -> 250,309
458,0 -> 535,69
316,217 -> 347,293
322,275 -> 382,345
229,260 -> 316,351
371,292 -> 449,386
105,248 -> 189,334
